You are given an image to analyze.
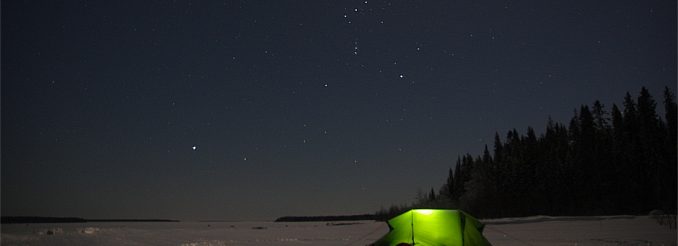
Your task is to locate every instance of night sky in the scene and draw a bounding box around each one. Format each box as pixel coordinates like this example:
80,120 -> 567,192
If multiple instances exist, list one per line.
2,0 -> 675,221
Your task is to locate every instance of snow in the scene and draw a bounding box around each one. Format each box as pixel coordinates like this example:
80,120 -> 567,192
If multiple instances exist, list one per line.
483,215 -> 676,246
1,216 -> 675,245
1,221 -> 386,245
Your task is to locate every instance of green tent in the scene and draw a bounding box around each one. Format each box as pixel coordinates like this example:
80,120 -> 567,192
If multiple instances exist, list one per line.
373,209 -> 492,246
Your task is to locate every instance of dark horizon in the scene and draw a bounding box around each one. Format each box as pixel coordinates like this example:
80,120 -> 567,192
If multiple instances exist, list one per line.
0,213 -> 375,223
2,0 -> 676,221
1,216 -> 180,224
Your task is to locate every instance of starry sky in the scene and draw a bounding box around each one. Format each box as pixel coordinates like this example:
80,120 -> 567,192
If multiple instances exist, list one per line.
2,0 -> 675,221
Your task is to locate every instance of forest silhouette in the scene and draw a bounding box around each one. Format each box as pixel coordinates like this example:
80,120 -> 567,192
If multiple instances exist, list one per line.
377,87 -> 677,220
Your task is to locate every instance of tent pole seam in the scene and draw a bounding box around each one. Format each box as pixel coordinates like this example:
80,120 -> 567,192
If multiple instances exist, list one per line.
411,210 -> 415,245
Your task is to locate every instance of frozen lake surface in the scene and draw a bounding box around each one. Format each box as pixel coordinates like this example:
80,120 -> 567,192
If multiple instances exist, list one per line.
2,216 -> 675,245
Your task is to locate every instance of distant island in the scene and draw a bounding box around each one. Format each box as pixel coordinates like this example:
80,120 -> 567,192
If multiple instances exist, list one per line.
1,216 -> 179,224
275,214 -> 376,222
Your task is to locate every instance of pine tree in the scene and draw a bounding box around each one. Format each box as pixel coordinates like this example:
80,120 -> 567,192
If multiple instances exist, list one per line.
610,104 -> 626,211
482,145 -> 492,163
662,87 -> 677,211
441,168 -> 455,200
493,132 -> 503,162
611,104 -> 624,138
665,87 -> 677,143
620,92 -> 644,211
452,157 -> 463,201
592,100 -> 609,130
428,188 -> 436,202
636,87 -> 662,210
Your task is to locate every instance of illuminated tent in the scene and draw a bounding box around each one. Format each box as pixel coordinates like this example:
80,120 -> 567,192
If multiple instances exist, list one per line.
372,209 -> 492,246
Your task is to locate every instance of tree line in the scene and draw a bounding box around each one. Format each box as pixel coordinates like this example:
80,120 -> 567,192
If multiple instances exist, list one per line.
376,87 -> 676,220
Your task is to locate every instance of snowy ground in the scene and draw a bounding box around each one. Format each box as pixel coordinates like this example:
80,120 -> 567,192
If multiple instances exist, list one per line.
483,215 -> 676,246
1,216 -> 675,245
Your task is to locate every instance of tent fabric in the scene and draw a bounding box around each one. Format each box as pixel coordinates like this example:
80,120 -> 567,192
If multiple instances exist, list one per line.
372,209 -> 492,246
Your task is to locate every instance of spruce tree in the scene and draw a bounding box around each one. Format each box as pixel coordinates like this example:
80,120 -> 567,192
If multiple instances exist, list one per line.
636,87 -> 662,210
665,87 -> 677,143
452,157 -> 463,201
662,87 -> 677,211
493,132 -> 503,162
610,104 -> 626,211
428,188 -> 436,202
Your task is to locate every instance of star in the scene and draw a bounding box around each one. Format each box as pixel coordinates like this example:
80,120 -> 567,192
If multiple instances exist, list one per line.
192,145 -> 198,151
